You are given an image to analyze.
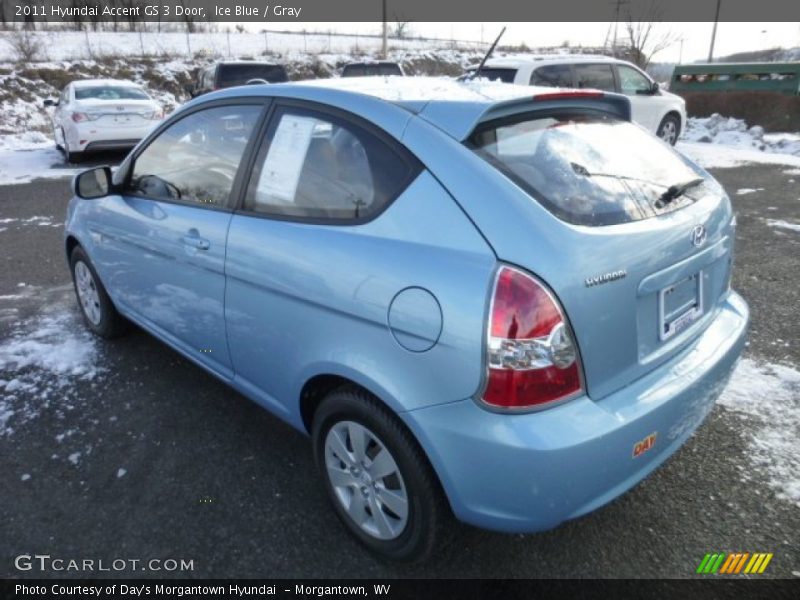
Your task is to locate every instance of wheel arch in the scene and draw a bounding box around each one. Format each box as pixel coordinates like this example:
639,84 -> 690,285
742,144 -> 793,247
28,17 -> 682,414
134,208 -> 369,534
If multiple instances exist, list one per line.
661,110 -> 683,136
65,234 -> 81,260
299,370 -> 456,517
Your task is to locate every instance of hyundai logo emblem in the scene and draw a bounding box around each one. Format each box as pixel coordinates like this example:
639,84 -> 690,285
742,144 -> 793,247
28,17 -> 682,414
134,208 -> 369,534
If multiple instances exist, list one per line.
691,224 -> 707,248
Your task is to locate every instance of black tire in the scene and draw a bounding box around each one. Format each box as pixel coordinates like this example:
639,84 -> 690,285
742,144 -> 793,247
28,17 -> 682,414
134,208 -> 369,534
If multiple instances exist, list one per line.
55,127 -> 64,151
64,136 -> 82,163
656,114 -> 681,145
312,386 -> 450,562
69,246 -> 127,338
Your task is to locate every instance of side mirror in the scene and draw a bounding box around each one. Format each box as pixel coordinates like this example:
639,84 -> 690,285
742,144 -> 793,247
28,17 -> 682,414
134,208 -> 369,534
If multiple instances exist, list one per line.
43,98 -> 58,107
651,81 -> 660,93
73,166 -> 112,199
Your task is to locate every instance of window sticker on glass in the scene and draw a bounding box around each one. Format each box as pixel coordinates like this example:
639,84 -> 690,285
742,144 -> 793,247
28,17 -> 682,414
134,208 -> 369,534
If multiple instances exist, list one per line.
255,115 -> 316,205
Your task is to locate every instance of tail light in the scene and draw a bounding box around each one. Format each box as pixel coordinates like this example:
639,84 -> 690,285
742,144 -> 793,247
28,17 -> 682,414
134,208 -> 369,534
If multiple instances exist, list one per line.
483,266 -> 583,409
145,108 -> 164,120
70,112 -> 99,122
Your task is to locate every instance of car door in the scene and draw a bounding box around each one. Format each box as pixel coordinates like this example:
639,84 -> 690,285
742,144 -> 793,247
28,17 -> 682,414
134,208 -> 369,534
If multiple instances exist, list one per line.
223,102 -> 425,417
530,64 -> 574,88
574,63 -> 617,93
86,101 -> 265,378
615,64 -> 661,134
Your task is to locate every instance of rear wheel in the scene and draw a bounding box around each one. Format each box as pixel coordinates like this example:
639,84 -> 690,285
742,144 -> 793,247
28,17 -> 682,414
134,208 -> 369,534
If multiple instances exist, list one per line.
312,386 -> 449,562
656,114 -> 680,145
64,136 -> 82,163
70,246 -> 127,338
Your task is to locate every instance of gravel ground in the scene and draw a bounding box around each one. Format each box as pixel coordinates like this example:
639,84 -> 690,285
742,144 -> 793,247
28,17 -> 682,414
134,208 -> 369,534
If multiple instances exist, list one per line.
0,161 -> 798,579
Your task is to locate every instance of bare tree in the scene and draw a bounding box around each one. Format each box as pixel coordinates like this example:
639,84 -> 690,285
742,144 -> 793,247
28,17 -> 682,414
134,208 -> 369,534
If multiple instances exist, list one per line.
392,20 -> 412,39
8,28 -> 42,62
621,1 -> 678,69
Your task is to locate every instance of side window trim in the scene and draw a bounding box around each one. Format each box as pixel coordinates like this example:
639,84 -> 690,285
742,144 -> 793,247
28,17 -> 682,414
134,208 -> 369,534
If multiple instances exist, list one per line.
236,98 -> 423,226
121,98 -> 271,213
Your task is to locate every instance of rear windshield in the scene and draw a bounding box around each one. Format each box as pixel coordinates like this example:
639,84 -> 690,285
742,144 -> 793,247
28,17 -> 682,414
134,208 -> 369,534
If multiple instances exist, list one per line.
469,111 -> 713,226
75,86 -> 149,100
342,63 -> 403,77
469,68 -> 518,83
218,64 -> 289,86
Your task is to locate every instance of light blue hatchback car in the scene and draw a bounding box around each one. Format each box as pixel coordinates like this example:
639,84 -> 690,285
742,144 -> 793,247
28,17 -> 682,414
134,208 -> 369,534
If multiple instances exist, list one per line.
66,77 -> 748,561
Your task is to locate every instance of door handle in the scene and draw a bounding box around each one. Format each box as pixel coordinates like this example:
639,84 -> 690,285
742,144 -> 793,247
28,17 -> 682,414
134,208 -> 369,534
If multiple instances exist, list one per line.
182,233 -> 210,250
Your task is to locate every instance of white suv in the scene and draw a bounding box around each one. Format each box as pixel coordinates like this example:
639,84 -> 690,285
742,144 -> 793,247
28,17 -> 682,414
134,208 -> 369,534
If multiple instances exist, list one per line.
465,55 -> 686,145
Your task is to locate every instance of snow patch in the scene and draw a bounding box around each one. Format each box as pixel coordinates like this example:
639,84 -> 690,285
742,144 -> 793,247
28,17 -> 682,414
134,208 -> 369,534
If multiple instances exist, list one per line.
766,219 -> 800,233
0,307 -> 105,437
678,114 -> 800,169
677,141 -> 800,170
735,188 -> 764,196
684,114 -> 800,157
719,358 -> 800,506
117,468 -> 127,478
0,133 -> 82,185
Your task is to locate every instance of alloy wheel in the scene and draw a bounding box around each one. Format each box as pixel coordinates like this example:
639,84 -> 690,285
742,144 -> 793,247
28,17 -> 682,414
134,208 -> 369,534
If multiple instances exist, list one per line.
74,261 -> 102,325
324,420 -> 409,541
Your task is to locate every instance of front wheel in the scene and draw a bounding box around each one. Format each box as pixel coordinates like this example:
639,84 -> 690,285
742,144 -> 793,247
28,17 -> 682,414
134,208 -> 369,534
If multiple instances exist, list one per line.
312,387 -> 450,562
70,246 -> 127,338
657,114 -> 680,145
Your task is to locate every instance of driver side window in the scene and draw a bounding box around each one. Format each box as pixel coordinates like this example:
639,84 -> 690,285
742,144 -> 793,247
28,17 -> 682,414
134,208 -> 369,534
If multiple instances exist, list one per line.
128,104 -> 261,208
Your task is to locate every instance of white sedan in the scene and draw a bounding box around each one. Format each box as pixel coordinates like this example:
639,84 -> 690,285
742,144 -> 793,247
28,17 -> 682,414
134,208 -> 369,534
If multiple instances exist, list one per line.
45,79 -> 163,162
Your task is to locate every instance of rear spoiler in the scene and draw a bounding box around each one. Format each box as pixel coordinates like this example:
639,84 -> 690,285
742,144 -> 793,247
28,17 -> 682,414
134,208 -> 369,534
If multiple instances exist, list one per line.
474,91 -> 632,136
417,90 -> 632,142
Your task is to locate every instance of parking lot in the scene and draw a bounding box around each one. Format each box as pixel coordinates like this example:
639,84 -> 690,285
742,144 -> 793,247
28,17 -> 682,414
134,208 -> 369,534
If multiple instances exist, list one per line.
1,157 -> 798,578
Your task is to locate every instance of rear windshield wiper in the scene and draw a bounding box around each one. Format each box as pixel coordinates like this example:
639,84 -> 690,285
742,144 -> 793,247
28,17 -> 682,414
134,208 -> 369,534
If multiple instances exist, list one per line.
656,177 -> 705,208
571,162 -> 705,208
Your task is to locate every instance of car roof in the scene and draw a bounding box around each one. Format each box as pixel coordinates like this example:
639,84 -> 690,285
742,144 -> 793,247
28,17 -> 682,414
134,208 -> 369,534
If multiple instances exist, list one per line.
475,54 -> 628,68
216,61 -> 284,67
71,79 -> 142,88
344,61 -> 401,66
191,76 -> 630,141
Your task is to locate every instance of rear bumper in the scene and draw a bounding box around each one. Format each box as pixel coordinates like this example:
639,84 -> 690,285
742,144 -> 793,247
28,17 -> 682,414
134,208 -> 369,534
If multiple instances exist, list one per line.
66,121 -> 157,153
402,291 -> 748,533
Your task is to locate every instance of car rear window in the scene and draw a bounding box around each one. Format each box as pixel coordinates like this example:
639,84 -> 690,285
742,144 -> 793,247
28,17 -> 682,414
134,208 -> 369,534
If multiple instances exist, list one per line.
468,111 -> 712,226
342,63 -> 403,77
75,86 -> 150,100
470,68 -> 518,83
218,64 -> 289,86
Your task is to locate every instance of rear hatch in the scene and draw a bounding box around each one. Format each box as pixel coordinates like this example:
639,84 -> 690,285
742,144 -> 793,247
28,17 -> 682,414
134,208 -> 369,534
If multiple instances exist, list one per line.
466,102 -> 735,400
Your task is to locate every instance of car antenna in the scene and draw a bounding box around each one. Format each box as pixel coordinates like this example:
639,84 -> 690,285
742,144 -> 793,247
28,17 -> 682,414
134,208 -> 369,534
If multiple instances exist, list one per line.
472,26 -> 507,80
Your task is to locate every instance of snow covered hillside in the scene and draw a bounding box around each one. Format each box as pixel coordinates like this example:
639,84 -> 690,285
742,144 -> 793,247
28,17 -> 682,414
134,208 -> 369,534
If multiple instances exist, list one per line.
0,48 -> 483,135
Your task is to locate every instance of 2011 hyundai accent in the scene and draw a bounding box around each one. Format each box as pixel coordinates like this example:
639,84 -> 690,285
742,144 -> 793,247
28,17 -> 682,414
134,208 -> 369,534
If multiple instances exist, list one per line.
65,77 -> 748,562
